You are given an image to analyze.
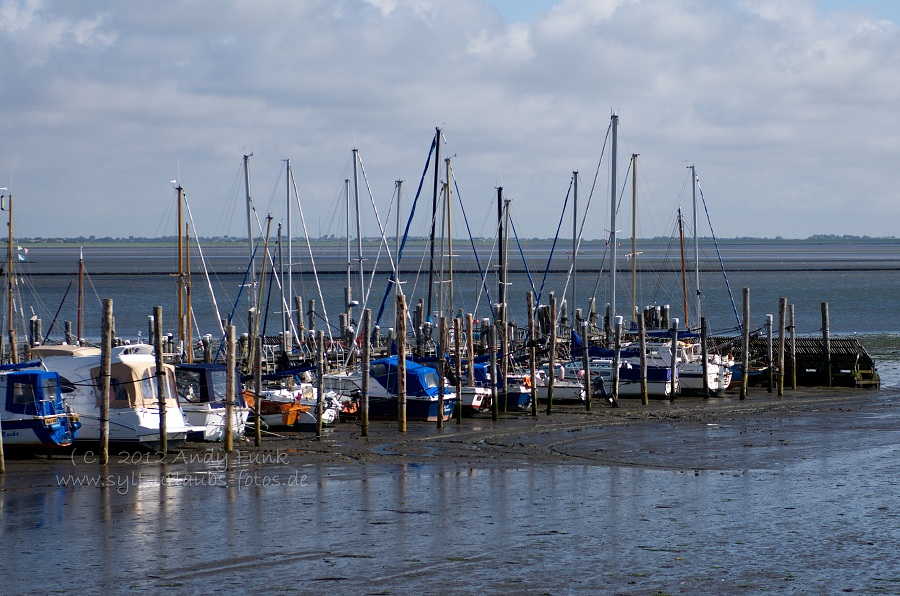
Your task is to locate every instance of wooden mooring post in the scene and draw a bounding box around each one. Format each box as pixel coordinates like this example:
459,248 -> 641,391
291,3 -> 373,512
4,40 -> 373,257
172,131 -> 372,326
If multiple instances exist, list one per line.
224,325 -> 235,454
822,302 -> 832,387
789,304 -> 797,390
490,324 -> 499,421
611,316 -> 621,407
582,319 -> 591,412
466,313 -> 475,395
766,314 -> 773,393
700,317 -> 709,397
254,335 -> 263,446
397,295 -> 407,433
740,288 -> 750,400
153,306 -> 167,455
315,330 -> 324,439
361,309 -> 371,437
454,317 -> 462,425
778,297 -> 787,397
669,318 -> 678,401
546,296 -> 556,415
527,292 -> 538,417
639,313 -> 648,405
437,316 -> 446,429
99,298 -> 112,466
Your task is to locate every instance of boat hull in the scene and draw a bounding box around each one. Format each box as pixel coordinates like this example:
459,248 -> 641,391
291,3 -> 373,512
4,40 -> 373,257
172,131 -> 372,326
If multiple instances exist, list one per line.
1,415 -> 80,447
182,405 -> 250,442
367,396 -> 457,422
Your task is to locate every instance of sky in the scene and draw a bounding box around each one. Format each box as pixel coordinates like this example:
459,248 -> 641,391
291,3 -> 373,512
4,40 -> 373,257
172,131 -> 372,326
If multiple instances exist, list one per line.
2,0 -> 900,241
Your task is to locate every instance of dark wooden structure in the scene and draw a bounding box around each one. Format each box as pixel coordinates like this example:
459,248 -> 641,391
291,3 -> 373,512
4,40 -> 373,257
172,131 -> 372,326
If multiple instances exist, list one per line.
711,336 -> 880,389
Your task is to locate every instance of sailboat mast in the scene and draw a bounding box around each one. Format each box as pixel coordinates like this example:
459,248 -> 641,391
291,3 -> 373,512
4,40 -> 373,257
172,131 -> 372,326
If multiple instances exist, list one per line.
185,221 -> 193,363
690,164 -> 701,326
631,153 -> 638,324
426,127 -> 441,323
243,154 -> 257,310
345,177 -> 351,316
77,246 -> 83,345
394,179 -> 403,329
177,185 -> 184,347
497,186 -> 506,311
353,148 -> 363,319
572,170 -> 577,318
4,191 -> 13,361
609,113 -> 618,338
286,159 -> 293,336
446,158 -> 453,321
678,208 -> 690,327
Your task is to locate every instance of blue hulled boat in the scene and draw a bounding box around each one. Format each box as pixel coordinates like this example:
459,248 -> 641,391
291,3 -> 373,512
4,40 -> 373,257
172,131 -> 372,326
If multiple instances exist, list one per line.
1,364 -> 81,447
365,356 -> 456,422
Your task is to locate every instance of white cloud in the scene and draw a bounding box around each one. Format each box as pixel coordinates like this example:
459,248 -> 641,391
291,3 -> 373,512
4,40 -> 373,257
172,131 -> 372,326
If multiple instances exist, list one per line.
1,0 -> 899,240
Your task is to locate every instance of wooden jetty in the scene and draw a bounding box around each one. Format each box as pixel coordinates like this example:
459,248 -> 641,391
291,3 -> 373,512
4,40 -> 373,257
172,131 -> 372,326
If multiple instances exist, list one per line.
710,336 -> 880,389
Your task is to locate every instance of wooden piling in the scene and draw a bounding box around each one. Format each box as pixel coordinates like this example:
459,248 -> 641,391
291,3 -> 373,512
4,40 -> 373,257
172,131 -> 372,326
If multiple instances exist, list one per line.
490,325 -> 499,421
454,317 -> 463,424
8,330 -> 17,364
0,393 -> 4,472
397,294 -> 407,432
611,316 -> 621,407
766,314 -> 773,393
466,313 -> 475,389
669,318 -> 678,401
294,295 -> 304,336
307,298 -> 316,333
789,304 -> 797,390
64,320 -> 73,345
414,299 -> 424,354
639,314 -> 648,405
778,297 -> 787,396
581,319 -> 591,411
822,302 -> 831,387
527,292 -> 537,417
153,306 -> 167,455
700,317 -> 709,397
361,309 -> 371,437
224,325 -> 235,453
437,316 -> 446,429
316,330 -> 324,439
99,298 -> 112,465
740,288 -> 750,400
254,335 -> 263,446
500,304 -> 509,414
547,296 -> 557,415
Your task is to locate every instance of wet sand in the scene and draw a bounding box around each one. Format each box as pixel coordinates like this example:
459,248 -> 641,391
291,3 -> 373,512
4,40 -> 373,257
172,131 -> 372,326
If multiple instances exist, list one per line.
3,387 -> 899,595
2,386 -> 897,478
201,386 -> 900,469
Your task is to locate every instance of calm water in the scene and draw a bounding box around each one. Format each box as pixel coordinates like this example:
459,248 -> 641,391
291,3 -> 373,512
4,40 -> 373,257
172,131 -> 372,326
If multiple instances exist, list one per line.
15,243 -> 900,386
2,395 -> 899,594
3,242 -> 900,593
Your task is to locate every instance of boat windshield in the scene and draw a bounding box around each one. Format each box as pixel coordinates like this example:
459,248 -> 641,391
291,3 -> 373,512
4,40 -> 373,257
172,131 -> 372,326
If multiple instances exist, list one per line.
210,369 -> 227,400
42,376 -> 59,404
422,371 -> 439,390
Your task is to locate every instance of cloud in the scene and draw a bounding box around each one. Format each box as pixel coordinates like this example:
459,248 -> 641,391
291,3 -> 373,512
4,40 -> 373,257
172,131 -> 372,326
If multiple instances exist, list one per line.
1,0 -> 899,241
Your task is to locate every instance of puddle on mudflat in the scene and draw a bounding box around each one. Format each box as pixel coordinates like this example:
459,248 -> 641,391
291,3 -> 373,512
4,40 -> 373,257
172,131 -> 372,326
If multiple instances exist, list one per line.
3,398 -> 899,594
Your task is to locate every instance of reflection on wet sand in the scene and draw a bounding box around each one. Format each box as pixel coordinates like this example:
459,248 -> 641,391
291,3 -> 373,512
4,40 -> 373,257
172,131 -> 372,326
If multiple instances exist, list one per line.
2,390 -> 898,593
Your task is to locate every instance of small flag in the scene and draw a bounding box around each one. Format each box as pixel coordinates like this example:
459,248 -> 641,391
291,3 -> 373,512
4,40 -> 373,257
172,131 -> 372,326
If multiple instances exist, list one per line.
18,254 -> 25,261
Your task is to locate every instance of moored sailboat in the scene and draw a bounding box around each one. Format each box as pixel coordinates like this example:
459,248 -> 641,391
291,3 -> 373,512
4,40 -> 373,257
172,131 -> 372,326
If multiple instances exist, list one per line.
32,344 -> 195,448
0,362 -> 81,447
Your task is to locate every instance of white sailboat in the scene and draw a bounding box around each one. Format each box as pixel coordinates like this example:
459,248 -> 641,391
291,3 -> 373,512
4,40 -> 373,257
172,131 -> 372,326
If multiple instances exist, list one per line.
32,344 -> 195,448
